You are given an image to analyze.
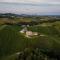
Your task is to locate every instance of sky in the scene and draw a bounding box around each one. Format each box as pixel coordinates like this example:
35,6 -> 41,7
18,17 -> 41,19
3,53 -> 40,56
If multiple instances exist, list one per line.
0,0 -> 60,15
0,0 -> 60,4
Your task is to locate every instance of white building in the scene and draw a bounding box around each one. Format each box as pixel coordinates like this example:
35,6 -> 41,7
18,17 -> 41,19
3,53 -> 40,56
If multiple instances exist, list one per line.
20,27 -> 38,38
25,31 -> 38,38
25,31 -> 33,37
20,27 -> 27,33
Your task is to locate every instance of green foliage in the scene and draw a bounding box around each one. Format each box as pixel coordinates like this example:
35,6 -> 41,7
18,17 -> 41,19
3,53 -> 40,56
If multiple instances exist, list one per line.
16,48 -> 57,60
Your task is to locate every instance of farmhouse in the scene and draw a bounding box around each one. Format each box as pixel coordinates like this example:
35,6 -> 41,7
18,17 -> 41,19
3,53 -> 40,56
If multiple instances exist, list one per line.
25,31 -> 38,38
25,31 -> 33,37
20,27 -> 38,38
20,27 -> 27,33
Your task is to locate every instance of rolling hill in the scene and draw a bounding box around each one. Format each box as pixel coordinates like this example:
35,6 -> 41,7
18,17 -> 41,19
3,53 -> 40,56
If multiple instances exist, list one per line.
0,21 -> 60,60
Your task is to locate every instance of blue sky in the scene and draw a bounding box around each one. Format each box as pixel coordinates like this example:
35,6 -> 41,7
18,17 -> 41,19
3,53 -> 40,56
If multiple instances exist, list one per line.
0,0 -> 60,15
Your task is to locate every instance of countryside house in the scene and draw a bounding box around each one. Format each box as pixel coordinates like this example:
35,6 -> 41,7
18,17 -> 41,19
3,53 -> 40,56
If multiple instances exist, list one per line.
20,27 -> 38,38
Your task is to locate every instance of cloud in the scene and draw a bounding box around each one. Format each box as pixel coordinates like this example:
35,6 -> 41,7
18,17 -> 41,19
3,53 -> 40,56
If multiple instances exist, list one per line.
0,0 -> 60,15
0,2 -> 60,15
0,0 -> 60,4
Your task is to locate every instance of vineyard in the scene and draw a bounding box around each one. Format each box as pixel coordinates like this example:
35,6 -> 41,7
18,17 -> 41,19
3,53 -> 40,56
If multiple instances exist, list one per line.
0,22 -> 60,60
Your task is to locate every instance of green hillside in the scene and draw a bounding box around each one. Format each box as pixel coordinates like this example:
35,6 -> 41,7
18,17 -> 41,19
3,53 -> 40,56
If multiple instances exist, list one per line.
0,22 -> 60,60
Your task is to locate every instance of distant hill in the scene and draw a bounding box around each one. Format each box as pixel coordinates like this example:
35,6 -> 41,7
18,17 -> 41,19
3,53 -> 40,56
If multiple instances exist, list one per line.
0,13 -> 60,18
0,13 -> 34,18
